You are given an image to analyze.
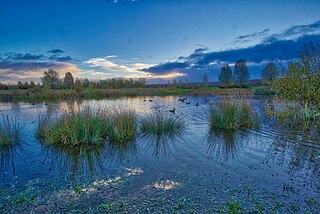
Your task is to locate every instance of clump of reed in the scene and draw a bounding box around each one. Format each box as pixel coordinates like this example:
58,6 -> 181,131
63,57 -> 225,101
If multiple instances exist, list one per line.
208,99 -> 258,130
38,109 -> 108,146
139,111 -> 185,136
38,107 -> 137,146
264,98 -> 320,130
0,115 -> 23,146
105,108 -> 137,143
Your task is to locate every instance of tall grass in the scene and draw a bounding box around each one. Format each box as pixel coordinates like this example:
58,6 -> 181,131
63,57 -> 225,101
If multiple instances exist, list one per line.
38,109 -> 108,146
0,115 -> 23,146
209,99 -> 258,130
38,107 -> 137,146
139,111 -> 185,136
105,108 -> 137,143
265,98 -> 320,130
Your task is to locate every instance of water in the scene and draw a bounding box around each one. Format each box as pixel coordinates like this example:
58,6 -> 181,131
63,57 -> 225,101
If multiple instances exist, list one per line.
0,96 -> 319,213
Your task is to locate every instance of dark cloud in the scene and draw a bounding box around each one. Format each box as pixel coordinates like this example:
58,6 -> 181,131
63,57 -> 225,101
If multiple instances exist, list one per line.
234,28 -> 270,43
263,20 -> 320,43
0,60 -> 62,70
56,56 -> 73,62
47,49 -> 64,54
6,53 -> 45,61
142,34 -> 320,82
142,61 -> 189,74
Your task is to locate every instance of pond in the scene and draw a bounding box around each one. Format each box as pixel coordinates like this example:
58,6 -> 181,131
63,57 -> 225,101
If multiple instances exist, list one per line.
0,96 -> 319,213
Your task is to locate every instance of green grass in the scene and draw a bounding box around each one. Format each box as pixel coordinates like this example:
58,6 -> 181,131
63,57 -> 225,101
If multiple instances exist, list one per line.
139,111 -> 185,136
37,109 -> 108,146
209,99 -> 258,130
0,115 -> 23,146
38,107 -> 137,146
105,107 -> 137,143
265,98 -> 320,130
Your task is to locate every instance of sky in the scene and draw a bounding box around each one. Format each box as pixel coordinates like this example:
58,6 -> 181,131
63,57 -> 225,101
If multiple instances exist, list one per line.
0,0 -> 320,84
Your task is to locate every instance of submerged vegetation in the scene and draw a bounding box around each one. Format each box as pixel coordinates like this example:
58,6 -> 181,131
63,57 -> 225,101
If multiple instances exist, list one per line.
208,99 -> 259,130
0,115 -> 23,146
139,111 -> 185,136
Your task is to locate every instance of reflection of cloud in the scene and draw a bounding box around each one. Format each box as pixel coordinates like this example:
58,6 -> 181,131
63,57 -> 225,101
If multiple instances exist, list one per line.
153,180 -> 180,190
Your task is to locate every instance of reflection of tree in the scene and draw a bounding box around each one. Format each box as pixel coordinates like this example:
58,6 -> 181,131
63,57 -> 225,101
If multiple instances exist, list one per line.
206,129 -> 248,161
266,128 -> 320,177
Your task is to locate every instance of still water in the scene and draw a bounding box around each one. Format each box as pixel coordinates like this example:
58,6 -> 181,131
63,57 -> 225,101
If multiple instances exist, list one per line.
0,96 -> 319,213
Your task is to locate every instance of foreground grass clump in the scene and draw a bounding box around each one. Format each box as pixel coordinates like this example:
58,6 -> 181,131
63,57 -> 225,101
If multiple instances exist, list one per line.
139,111 -> 184,136
38,110 -> 108,146
0,115 -> 23,146
209,99 -> 258,130
265,98 -> 320,130
105,108 -> 137,143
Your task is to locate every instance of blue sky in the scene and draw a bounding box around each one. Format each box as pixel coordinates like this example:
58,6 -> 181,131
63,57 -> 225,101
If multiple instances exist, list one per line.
0,0 -> 320,83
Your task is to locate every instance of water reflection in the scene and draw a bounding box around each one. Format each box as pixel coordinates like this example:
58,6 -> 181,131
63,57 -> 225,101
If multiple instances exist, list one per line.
140,133 -> 184,157
0,143 -> 27,177
206,129 -> 249,160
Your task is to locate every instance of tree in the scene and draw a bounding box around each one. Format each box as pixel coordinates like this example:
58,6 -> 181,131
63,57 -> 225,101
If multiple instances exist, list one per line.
41,69 -> 60,89
261,62 -> 279,83
219,64 -> 233,87
234,59 -> 249,87
29,81 -> 36,89
172,79 -> 177,88
202,73 -> 208,89
272,43 -> 320,107
82,78 -> 90,88
74,78 -> 83,93
63,72 -> 74,89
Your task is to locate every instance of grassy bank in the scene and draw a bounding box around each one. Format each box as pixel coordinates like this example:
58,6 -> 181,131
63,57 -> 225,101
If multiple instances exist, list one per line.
0,87 -> 253,102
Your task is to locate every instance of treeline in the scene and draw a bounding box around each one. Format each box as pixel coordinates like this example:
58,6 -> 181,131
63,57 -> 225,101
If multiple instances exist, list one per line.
0,69 -> 146,91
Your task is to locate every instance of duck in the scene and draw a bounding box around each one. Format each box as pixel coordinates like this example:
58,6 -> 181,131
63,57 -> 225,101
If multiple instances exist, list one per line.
196,102 -> 199,106
31,103 -> 35,105
186,101 -> 191,105
149,99 -> 153,102
44,102 -> 47,105
169,108 -> 175,113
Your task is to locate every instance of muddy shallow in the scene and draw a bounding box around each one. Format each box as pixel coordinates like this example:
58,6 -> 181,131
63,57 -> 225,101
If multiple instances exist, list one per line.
0,96 -> 319,213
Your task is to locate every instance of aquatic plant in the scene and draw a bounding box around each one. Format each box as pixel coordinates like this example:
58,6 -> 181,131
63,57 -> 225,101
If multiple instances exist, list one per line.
0,115 -> 23,146
208,99 -> 258,130
139,111 -> 184,136
105,108 -> 137,143
264,98 -> 320,130
38,109 -> 108,146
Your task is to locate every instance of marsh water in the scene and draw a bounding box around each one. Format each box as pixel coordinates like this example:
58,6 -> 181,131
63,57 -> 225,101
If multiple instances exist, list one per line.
0,96 -> 319,213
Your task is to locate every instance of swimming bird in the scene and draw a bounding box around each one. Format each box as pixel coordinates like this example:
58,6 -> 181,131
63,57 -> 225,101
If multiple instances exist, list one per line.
31,103 -> 35,105
44,102 -> 47,105
186,101 -> 191,105
196,102 -> 199,106
169,108 -> 175,113
149,99 -> 153,102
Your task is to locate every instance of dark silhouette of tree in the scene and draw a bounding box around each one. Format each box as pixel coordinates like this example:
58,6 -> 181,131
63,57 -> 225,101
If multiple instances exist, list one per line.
261,62 -> 279,83
219,64 -> 233,87
41,69 -> 60,89
63,72 -> 74,89
234,59 -> 249,87
202,73 -> 208,88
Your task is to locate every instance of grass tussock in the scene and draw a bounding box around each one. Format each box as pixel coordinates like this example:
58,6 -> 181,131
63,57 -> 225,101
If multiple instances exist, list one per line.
38,110 -> 108,146
38,107 -> 137,146
139,111 -> 185,136
105,108 -> 137,143
209,99 -> 258,130
265,98 -> 320,130
0,115 -> 23,146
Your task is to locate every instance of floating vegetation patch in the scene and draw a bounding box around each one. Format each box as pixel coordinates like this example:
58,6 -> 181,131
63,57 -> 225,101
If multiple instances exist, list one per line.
153,180 -> 181,190
208,98 -> 259,130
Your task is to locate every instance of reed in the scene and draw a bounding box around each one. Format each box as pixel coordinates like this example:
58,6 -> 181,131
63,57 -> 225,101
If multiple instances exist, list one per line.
0,115 -> 23,146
